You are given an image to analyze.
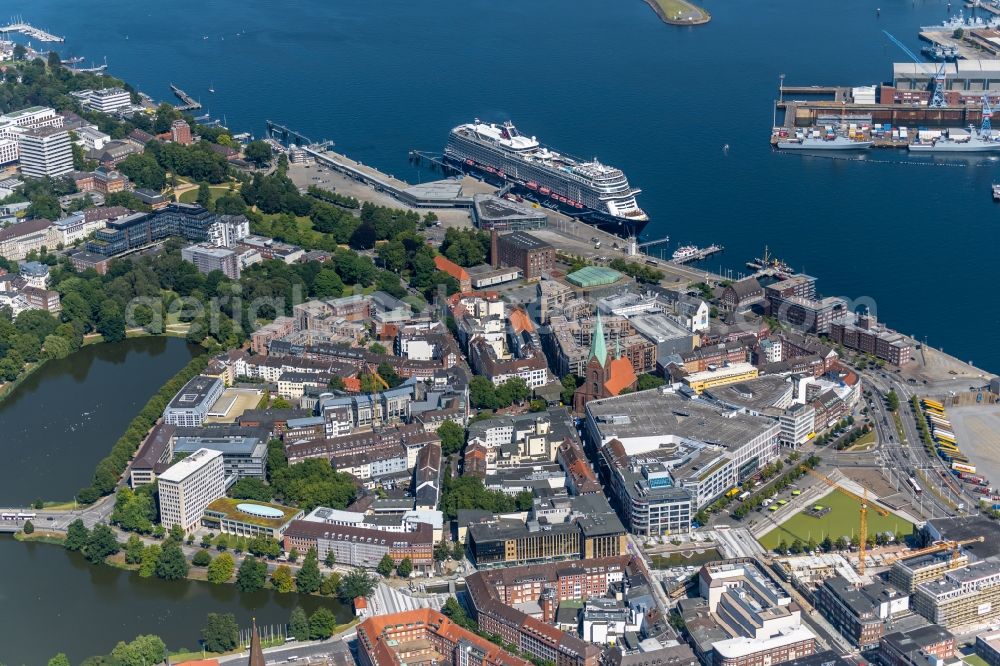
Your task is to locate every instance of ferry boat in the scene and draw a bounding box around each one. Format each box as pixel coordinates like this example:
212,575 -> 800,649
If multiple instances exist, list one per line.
672,245 -> 700,261
444,120 -> 648,236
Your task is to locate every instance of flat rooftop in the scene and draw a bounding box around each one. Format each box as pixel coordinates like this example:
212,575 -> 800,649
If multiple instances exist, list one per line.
205,498 -> 301,528
167,375 -> 222,411
498,230 -> 553,251
157,448 -> 222,483
702,375 -> 792,413
587,389 -> 777,450
473,193 -> 547,221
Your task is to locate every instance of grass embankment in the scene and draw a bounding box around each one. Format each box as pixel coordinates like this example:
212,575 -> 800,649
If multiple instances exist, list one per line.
845,430 -> 877,452
14,531 -> 65,546
0,359 -> 48,405
178,184 -> 238,205
645,0 -> 711,25
758,491 -> 913,550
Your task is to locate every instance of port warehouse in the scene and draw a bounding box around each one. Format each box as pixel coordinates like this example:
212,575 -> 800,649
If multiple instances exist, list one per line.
781,60 -> 1000,128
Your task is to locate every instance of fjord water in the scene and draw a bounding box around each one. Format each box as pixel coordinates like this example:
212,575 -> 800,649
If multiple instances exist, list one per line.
0,336 -> 200,506
17,0 -> 1000,371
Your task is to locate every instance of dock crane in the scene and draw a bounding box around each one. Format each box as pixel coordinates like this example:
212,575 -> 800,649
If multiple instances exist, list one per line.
883,30 -> 947,109
982,94 -> 993,136
805,468 -> 889,576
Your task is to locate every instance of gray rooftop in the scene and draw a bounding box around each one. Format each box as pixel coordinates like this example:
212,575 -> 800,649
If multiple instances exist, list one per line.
587,389 -> 777,450
701,375 -> 792,414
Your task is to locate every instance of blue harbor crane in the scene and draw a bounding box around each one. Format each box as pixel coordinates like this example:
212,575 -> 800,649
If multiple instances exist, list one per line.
981,94 -> 993,136
883,30 -> 946,108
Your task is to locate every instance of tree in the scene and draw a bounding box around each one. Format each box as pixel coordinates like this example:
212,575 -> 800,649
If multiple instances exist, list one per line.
296,548 -> 322,594
125,534 -> 145,564
308,607 -> 337,640
196,181 -> 213,208
230,477 -> 273,502
636,373 -> 666,391
560,374 -> 580,405
85,523 -> 120,564
288,547 -> 300,563
12,43 -> 25,60
272,564 -> 296,593
324,549 -> 336,568
139,545 -> 160,578
48,654 -> 71,666
63,518 -> 90,550
438,420 -> 465,457
452,540 -> 464,561
337,568 -> 377,603
27,194 -> 60,220
201,612 -> 239,653
244,140 -> 273,167
377,553 -> 395,577
155,539 -> 189,580
821,535 -> 834,553
289,606 -> 310,641
397,557 -> 414,578
109,634 -> 167,666
236,555 -> 267,592
22,519 -> 33,535
441,597 -> 471,629
515,490 -> 534,511
207,551 -> 236,584
193,549 -> 213,567
434,539 -> 451,562
776,539 -> 788,555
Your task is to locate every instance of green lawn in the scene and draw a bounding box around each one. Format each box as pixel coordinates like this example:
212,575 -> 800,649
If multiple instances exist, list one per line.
758,490 -> 913,551
651,0 -> 710,22
178,185 -> 235,205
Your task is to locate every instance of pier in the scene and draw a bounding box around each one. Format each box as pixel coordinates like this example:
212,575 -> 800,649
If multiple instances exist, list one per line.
671,244 -> 723,264
0,21 -> 63,42
169,84 -> 201,111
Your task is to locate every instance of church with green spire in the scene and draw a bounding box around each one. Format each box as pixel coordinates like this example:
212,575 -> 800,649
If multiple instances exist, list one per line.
573,311 -> 638,412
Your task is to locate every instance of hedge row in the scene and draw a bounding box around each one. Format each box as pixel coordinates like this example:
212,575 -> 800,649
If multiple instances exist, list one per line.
76,353 -> 209,504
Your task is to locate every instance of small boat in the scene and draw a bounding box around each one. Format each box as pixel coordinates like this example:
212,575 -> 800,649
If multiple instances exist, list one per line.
208,82 -> 215,94
485,166 -> 496,173
526,181 -> 538,190
465,158 -> 474,166
539,186 -> 551,195
497,170 -> 505,178
574,202 -> 584,209
993,183 -> 1000,201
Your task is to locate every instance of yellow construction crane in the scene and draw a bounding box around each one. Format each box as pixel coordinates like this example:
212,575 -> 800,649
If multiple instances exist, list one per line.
886,536 -> 985,567
805,468 -> 888,576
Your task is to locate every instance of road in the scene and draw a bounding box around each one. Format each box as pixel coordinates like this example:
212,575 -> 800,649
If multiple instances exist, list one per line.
0,494 -> 115,532
218,631 -> 356,665
862,370 -> 969,517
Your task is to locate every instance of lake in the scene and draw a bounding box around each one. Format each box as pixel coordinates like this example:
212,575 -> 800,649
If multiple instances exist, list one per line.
0,336 -> 200,506
0,537 -> 351,665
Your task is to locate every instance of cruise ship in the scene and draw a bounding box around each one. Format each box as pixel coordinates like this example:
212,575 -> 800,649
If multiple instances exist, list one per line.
444,120 -> 648,236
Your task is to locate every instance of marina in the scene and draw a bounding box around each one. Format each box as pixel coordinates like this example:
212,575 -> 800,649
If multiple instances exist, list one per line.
0,20 -> 63,42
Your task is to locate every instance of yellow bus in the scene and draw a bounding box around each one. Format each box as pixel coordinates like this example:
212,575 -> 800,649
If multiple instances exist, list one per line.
923,398 -> 944,411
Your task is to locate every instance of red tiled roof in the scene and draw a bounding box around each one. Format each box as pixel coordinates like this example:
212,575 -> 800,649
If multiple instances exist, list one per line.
604,356 -> 637,396
434,255 -> 470,283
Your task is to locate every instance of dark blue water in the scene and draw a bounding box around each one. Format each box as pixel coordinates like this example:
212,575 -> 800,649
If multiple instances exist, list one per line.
12,0 -> 1000,371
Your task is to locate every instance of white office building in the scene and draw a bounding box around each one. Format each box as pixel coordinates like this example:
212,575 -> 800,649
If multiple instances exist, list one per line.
0,106 -> 63,132
0,138 -> 17,165
163,375 -> 224,427
85,88 -> 132,114
157,448 -> 226,533
17,127 -> 73,178
73,126 -> 111,151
